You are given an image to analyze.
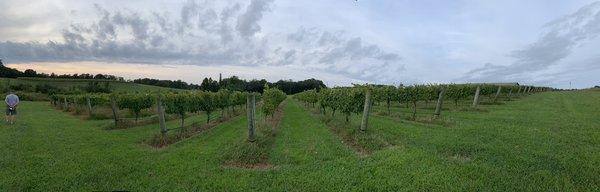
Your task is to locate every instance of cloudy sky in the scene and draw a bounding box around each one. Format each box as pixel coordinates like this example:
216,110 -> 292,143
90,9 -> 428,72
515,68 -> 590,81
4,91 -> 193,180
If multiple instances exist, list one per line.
1,0 -> 599,88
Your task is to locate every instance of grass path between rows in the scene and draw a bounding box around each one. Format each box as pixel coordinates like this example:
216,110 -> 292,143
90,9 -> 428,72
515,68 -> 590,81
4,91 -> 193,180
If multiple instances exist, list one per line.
270,99 -> 354,165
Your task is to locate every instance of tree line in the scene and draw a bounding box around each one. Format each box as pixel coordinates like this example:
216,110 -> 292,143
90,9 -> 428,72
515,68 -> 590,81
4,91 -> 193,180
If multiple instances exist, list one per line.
1,60 -> 325,95
0,60 -> 124,81
134,76 -> 325,94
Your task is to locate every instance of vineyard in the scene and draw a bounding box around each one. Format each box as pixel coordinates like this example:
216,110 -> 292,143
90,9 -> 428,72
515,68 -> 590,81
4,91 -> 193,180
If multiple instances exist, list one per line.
3,82 -> 598,191
45,83 -> 549,150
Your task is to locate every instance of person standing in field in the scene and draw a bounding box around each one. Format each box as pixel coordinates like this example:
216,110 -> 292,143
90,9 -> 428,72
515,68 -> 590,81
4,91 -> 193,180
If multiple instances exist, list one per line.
5,92 -> 19,124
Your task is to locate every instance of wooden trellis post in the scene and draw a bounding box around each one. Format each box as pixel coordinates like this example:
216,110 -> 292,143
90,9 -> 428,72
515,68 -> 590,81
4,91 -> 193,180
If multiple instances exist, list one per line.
86,96 -> 92,116
157,96 -> 168,143
493,86 -> 502,103
434,87 -> 446,118
63,97 -> 68,110
247,93 -> 256,142
360,89 -> 372,132
110,96 -> 119,127
472,86 -> 481,108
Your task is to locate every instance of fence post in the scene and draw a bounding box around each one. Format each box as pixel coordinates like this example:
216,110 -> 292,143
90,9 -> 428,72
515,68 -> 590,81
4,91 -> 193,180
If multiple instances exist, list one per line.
63,97 -> 68,110
157,95 -> 168,143
493,86 -> 502,103
72,98 -> 78,112
360,89 -> 372,132
472,86 -> 481,108
110,96 -> 119,127
247,93 -> 256,142
507,89 -> 513,101
434,87 -> 446,118
86,96 -> 92,116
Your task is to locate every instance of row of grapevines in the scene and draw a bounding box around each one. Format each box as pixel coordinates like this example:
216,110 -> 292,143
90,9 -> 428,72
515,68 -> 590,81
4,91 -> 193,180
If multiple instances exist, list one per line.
295,83 -> 551,121
310,87 -> 366,121
51,90 -> 249,125
261,86 -> 287,117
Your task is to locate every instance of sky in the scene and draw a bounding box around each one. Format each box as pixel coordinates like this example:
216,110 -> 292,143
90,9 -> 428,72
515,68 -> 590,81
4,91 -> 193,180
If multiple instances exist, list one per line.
1,0 -> 599,89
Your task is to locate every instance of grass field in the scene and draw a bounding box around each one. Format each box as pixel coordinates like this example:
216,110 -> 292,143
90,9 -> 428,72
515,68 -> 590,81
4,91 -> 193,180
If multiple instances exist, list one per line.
0,91 -> 598,191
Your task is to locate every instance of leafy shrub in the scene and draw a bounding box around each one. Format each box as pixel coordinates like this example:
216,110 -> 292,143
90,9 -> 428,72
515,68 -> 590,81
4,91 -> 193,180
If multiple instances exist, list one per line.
35,84 -> 62,94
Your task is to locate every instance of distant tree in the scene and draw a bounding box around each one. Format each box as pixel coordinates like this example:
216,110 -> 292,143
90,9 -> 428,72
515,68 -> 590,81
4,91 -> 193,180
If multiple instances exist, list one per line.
0,60 -> 23,78
23,69 -> 37,77
201,77 -> 220,92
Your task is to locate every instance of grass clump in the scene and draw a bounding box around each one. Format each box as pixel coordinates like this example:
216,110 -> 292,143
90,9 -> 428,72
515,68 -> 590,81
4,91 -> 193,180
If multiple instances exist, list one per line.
222,100 -> 285,168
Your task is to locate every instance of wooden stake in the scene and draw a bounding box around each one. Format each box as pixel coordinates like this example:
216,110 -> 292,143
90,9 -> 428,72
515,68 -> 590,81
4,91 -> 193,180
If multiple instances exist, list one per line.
434,87 -> 446,118
360,89 -> 371,132
472,86 -> 481,108
157,96 -> 168,143
493,86 -> 502,103
86,96 -> 92,116
247,94 -> 256,142
110,96 -> 119,127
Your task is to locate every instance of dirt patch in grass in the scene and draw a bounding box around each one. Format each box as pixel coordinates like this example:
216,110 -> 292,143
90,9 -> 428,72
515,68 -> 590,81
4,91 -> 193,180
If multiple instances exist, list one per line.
222,161 -> 274,170
448,153 -> 472,163
103,114 -> 179,130
372,112 -> 453,127
409,116 -> 453,127
479,101 -> 506,105
455,107 -> 489,112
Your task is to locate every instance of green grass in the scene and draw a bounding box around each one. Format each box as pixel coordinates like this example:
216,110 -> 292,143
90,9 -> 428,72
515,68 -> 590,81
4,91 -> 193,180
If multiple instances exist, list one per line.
0,77 -> 178,92
0,91 -> 598,191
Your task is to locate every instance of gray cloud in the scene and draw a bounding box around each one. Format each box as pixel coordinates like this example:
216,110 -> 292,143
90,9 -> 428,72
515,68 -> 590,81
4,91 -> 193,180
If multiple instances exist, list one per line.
279,27 -> 403,82
0,0 -> 402,83
236,0 -> 273,38
460,1 -> 600,83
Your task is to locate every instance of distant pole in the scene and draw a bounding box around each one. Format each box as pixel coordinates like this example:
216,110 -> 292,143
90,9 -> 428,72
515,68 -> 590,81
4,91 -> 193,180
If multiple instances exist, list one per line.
110,96 -> 119,127
360,88 -> 371,132
434,87 -> 445,118
472,86 -> 481,108
86,96 -> 92,116
157,96 -> 168,143
493,86 -> 502,103
247,94 -> 256,142
63,97 -> 68,110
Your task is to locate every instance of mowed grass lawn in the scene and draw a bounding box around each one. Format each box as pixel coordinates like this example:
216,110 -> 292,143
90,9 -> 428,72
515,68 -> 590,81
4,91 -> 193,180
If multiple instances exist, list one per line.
0,91 -> 599,191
